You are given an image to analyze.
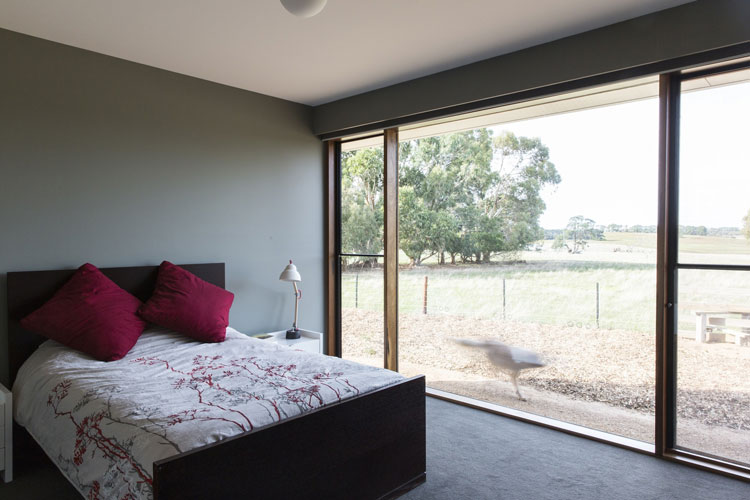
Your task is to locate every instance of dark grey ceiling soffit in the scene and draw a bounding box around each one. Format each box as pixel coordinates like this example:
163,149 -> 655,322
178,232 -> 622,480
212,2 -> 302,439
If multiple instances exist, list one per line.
312,0 -> 750,139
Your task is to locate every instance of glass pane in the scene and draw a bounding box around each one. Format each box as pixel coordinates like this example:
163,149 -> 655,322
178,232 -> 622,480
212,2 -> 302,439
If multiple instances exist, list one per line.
341,139 -> 384,255
678,73 -> 750,265
397,90 -> 657,444
676,269 -> 750,465
341,257 -> 384,368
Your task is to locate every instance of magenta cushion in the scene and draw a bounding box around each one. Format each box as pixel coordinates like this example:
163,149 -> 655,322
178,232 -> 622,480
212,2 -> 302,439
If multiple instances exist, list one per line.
138,261 -> 234,342
20,263 -> 146,361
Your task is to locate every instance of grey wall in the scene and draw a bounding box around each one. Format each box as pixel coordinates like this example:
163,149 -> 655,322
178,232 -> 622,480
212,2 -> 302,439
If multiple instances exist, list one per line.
313,0 -> 750,135
0,29 -> 324,386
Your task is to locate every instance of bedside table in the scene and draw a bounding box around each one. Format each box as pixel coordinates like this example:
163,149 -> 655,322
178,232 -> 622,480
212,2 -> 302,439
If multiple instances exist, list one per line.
0,383 -> 12,482
259,329 -> 323,354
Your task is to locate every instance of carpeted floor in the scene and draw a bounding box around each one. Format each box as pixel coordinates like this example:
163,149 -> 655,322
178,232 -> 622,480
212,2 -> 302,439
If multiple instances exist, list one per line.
1,397 -> 747,499
403,398 -> 747,500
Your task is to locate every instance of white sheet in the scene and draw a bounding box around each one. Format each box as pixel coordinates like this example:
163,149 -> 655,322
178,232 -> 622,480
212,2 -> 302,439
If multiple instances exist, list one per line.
13,327 -> 403,500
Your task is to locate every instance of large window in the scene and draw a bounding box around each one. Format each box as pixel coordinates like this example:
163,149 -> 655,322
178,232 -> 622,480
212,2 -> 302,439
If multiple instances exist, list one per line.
329,55 -> 750,477
396,79 -> 658,444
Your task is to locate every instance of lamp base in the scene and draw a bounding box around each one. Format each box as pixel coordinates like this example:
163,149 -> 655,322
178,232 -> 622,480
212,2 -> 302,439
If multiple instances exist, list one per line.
286,328 -> 301,340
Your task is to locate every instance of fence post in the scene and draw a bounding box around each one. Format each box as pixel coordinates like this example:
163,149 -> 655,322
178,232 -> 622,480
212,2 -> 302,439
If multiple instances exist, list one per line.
503,278 -> 506,321
596,282 -> 600,328
355,273 -> 359,309
423,276 -> 428,315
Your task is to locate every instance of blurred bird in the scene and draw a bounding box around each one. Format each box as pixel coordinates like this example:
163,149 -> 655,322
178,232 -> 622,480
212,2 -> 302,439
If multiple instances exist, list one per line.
454,338 -> 545,401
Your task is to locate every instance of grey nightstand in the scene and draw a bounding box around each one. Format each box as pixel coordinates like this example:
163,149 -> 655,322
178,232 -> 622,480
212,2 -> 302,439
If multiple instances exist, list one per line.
258,329 -> 323,354
0,383 -> 12,482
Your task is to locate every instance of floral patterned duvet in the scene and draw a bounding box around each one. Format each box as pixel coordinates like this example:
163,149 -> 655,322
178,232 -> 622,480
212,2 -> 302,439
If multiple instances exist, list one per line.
13,327 -> 403,500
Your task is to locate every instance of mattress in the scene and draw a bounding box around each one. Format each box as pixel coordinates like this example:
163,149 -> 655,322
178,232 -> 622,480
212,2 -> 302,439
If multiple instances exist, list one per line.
13,327 -> 403,499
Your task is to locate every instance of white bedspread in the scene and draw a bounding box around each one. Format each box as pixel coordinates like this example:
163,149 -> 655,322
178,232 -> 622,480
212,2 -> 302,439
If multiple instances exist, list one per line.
13,327 -> 403,500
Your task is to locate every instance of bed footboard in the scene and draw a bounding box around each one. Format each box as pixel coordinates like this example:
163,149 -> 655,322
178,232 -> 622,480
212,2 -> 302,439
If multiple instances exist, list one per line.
153,375 -> 426,500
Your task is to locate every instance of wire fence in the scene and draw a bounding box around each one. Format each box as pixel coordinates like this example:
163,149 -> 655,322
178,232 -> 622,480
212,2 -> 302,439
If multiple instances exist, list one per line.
341,270 -> 656,332
343,267 -> 750,336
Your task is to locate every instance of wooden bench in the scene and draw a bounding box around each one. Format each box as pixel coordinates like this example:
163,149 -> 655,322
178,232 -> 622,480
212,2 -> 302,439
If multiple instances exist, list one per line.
694,308 -> 750,345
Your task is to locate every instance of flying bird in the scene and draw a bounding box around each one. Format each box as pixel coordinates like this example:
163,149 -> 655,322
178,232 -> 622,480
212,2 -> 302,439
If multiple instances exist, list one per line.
454,338 -> 545,401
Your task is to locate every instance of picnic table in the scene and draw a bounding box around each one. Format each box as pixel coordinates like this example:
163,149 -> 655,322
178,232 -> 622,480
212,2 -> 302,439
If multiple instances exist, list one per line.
694,307 -> 750,345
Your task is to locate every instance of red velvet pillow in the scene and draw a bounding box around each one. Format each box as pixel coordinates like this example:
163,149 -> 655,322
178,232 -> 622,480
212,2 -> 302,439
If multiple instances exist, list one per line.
20,263 -> 146,361
138,261 -> 234,342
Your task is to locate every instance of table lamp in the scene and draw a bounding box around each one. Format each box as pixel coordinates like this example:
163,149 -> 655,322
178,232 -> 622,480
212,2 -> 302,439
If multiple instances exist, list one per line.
279,260 -> 302,339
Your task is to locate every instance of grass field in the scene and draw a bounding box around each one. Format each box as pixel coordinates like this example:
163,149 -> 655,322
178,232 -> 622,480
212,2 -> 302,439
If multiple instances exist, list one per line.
343,232 -> 750,334
605,231 -> 750,263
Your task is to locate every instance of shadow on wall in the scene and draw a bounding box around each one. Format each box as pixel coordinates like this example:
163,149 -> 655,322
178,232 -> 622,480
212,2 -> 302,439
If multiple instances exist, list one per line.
230,282 -> 292,335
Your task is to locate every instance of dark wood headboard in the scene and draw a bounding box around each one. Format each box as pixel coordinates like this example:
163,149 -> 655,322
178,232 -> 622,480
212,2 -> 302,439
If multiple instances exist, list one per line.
6,263 -> 225,385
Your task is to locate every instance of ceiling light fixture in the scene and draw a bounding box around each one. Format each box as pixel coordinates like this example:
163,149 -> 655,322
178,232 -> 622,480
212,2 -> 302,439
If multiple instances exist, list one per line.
280,0 -> 327,18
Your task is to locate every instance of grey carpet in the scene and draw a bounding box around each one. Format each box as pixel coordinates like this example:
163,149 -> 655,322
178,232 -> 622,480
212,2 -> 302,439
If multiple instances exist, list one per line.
1,397 -> 747,499
404,398 -> 748,500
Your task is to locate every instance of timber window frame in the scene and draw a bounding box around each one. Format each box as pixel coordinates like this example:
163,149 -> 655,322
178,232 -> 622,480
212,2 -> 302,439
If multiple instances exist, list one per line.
657,59 -> 750,476
326,130 -> 400,371
325,46 -> 750,481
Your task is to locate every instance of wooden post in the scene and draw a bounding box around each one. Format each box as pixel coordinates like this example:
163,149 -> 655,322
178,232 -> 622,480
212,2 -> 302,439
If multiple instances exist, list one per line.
423,276 -> 428,315
325,140 -> 339,357
503,278 -> 506,321
355,273 -> 359,309
384,128 -> 399,372
596,282 -> 600,329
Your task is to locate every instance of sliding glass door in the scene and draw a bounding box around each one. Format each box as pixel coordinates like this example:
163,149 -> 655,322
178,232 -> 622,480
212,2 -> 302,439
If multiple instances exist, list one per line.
674,64 -> 750,465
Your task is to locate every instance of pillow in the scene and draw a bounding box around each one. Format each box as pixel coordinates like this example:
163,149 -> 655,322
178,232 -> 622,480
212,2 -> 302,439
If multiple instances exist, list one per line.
20,263 -> 146,361
138,261 -> 234,342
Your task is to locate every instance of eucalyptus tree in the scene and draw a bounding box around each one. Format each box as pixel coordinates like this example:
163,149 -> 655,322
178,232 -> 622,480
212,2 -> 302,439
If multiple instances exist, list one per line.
553,215 -> 603,254
340,147 -> 384,266
399,129 -> 495,265
342,129 -> 560,268
399,130 -> 559,265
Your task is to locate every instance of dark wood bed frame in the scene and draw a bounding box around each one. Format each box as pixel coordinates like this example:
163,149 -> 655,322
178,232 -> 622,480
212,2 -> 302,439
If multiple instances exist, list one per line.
6,263 -> 426,500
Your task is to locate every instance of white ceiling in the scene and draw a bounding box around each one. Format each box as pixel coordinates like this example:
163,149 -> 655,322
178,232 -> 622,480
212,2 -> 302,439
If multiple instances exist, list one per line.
0,0 -> 693,106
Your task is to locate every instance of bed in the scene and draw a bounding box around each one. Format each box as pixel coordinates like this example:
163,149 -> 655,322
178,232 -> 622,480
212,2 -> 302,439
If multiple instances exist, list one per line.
7,263 -> 426,500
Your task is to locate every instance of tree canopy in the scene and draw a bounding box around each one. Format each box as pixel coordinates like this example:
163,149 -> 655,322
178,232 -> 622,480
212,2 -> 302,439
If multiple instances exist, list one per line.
341,129 -> 560,266
340,147 -> 383,263
552,215 -> 604,253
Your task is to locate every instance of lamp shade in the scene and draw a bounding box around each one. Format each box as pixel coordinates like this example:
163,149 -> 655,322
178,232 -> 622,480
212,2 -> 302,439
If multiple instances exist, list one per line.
279,260 -> 301,282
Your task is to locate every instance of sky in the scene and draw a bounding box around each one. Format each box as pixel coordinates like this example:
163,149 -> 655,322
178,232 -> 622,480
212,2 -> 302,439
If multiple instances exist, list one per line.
491,80 -> 750,230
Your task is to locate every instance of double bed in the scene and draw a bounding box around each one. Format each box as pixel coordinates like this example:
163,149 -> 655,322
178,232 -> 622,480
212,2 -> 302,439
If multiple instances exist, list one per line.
7,263 -> 426,499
